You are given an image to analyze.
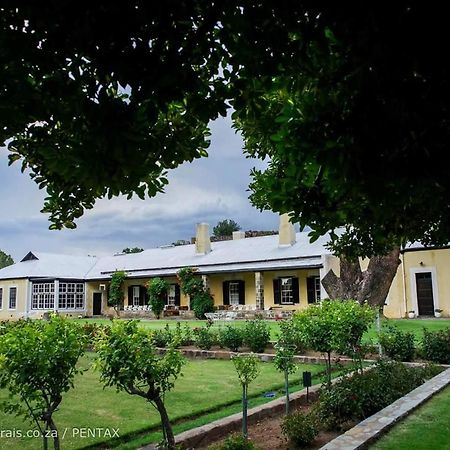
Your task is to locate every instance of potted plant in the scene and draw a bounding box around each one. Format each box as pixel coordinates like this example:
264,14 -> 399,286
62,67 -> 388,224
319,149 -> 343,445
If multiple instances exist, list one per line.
435,308 -> 443,318
408,310 -> 415,319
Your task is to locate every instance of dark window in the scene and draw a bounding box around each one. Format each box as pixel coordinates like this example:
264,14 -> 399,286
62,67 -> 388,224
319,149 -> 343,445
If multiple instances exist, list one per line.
128,285 -> 147,306
222,280 -> 245,305
9,287 -> 17,309
307,276 -> 321,304
0,287 -> 3,309
274,277 -> 299,304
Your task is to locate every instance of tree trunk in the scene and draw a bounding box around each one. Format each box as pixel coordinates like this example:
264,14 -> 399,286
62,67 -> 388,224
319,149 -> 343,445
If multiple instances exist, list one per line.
322,247 -> 400,307
48,418 -> 60,450
154,395 -> 175,449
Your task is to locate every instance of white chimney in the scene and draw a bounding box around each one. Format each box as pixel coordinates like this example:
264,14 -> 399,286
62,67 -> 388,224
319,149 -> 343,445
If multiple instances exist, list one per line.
232,231 -> 246,240
195,223 -> 211,254
278,213 -> 296,246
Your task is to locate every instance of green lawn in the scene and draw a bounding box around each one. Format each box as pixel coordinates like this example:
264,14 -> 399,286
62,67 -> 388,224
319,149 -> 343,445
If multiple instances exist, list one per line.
0,353 -> 326,450
76,316 -> 450,343
371,385 -> 450,449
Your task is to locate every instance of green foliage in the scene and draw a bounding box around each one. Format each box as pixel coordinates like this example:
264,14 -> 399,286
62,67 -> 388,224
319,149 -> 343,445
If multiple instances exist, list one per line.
281,411 -> 319,447
1,4 -> 450,260
218,326 -> 244,352
233,354 -> 260,387
212,433 -> 257,450
147,278 -> 169,319
108,271 -> 127,315
379,326 -> 416,361
95,320 -> 185,448
314,361 -> 442,430
0,315 -> 85,449
177,267 -> 214,319
193,325 -> 217,350
151,325 -> 174,348
277,318 -> 305,353
213,219 -> 241,237
294,300 -> 375,356
122,247 -> 144,254
95,320 -> 185,395
0,250 -> 14,269
273,344 -> 297,375
421,328 -> 450,364
243,319 -> 271,353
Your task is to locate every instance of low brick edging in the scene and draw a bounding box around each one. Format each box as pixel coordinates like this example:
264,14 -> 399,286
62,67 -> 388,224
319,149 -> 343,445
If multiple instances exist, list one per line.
156,347 -> 377,366
319,367 -> 450,450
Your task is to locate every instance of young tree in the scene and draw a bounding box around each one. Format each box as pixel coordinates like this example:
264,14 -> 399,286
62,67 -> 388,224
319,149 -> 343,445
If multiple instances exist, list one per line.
232,354 -> 260,439
293,301 -> 375,384
0,315 -> 85,450
273,343 -> 297,415
0,250 -> 14,269
213,219 -> 241,237
147,277 -> 168,319
95,320 -> 185,449
108,271 -> 127,317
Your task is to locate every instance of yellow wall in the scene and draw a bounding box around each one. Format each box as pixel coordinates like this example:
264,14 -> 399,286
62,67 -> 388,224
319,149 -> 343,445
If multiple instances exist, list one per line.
208,272 -> 256,306
0,279 -> 29,320
264,269 -> 321,310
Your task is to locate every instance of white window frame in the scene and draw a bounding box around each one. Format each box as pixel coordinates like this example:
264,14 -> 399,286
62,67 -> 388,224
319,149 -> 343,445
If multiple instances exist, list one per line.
32,282 -> 55,310
280,277 -> 293,305
314,276 -> 321,302
409,267 -> 439,316
229,281 -> 240,305
167,284 -> 176,306
58,282 -> 85,310
8,286 -> 17,310
132,286 -> 140,306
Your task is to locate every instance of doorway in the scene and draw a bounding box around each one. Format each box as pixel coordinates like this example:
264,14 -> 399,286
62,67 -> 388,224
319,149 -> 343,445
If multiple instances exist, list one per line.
93,292 -> 102,315
415,272 -> 435,316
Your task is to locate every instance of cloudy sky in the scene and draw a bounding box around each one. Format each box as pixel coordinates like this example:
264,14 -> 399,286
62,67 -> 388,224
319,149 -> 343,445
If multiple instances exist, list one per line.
0,115 -> 280,261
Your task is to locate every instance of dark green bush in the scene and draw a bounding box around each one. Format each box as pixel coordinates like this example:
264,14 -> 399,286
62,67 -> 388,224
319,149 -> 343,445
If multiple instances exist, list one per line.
218,326 -> 244,352
151,325 -> 173,348
281,411 -> 319,447
192,291 -> 215,319
243,320 -> 270,353
378,325 -> 415,361
277,319 -> 305,353
421,328 -> 450,363
315,360 -> 442,430
212,434 -> 256,450
193,325 -> 217,350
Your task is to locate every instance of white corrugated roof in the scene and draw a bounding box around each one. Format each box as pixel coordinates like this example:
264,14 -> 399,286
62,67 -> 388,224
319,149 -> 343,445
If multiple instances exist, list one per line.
0,232 -> 331,281
0,252 -> 98,280
87,232 -> 330,279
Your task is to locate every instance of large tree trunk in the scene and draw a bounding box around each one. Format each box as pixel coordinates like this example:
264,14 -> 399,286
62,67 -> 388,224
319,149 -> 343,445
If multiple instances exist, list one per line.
322,247 -> 401,307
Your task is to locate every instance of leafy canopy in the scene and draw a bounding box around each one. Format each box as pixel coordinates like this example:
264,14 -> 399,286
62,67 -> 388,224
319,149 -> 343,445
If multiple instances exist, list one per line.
1,3 -> 450,256
213,219 -> 241,237
122,247 -> 144,254
0,250 -> 14,269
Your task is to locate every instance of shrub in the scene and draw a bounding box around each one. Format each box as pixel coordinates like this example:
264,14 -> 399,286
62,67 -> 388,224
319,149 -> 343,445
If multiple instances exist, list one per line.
147,277 -> 168,319
314,360 -> 442,430
192,291 -> 215,319
421,328 -> 450,363
212,434 -> 257,450
281,411 -> 319,447
151,325 -> 173,348
218,326 -> 244,352
193,326 -> 217,350
243,320 -> 270,353
379,325 -> 415,361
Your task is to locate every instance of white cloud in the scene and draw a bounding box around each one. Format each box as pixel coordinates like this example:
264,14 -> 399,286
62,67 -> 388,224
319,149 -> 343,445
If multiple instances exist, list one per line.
0,114 -> 277,261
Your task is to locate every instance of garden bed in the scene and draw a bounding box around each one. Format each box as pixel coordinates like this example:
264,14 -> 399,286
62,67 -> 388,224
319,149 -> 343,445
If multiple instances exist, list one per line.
170,362 -> 447,450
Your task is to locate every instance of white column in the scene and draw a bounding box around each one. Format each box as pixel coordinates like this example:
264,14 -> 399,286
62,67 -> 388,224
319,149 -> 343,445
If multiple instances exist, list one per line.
255,272 -> 265,310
